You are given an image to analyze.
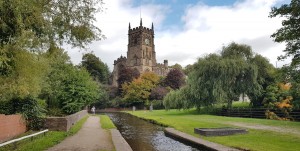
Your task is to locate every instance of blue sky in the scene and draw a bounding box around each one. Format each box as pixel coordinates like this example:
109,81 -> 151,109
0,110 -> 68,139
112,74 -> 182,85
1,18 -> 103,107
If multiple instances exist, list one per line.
68,0 -> 291,70
131,0 -> 240,30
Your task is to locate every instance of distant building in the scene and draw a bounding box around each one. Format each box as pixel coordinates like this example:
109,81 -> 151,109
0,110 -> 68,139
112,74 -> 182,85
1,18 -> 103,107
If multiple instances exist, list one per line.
111,19 -> 169,86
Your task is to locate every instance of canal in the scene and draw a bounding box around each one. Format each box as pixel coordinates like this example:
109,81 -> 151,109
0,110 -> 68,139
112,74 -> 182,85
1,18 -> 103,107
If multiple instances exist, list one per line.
107,112 -> 201,151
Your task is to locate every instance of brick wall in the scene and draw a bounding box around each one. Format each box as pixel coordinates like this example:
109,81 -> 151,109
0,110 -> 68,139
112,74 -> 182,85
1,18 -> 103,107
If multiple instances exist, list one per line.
0,114 -> 27,143
45,110 -> 87,131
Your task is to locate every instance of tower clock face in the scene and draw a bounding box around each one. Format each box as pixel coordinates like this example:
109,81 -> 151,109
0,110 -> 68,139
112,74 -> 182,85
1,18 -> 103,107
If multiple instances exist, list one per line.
145,38 -> 150,45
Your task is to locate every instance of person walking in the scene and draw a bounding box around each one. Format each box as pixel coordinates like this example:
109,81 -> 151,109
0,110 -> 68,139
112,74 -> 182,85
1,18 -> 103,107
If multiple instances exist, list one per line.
91,106 -> 96,114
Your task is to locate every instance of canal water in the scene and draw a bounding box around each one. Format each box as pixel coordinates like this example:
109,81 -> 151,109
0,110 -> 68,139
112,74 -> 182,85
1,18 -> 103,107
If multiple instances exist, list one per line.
107,112 -> 201,151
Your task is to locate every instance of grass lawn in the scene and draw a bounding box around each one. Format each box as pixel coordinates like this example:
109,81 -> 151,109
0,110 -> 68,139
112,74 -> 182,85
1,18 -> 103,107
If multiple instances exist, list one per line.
128,109 -> 300,151
0,115 -> 89,151
100,115 -> 116,129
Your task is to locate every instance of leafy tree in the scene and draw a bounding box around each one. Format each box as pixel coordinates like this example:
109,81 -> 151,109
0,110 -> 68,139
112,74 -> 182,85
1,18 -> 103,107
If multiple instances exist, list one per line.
60,67 -> 100,114
81,53 -> 110,84
40,48 -> 103,115
264,83 -> 293,120
269,0 -> 300,66
122,72 -> 159,105
170,63 -> 183,70
163,86 -> 193,110
117,67 -> 140,94
0,0 -> 104,49
150,86 -> 169,100
0,49 -> 49,101
164,68 -> 185,89
248,54 -> 276,106
188,43 -> 262,109
183,64 -> 194,75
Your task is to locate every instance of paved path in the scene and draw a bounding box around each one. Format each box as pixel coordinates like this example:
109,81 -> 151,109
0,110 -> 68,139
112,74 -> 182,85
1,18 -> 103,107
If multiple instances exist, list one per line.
47,116 -> 114,151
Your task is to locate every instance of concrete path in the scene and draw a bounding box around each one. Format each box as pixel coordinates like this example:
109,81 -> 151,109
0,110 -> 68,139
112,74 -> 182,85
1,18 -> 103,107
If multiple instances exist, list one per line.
47,116 -> 114,151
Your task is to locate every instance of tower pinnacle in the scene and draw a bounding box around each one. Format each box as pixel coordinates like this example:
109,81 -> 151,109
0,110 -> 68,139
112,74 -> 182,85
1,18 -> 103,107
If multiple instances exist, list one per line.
140,18 -> 142,27
151,22 -> 154,30
129,22 -> 131,30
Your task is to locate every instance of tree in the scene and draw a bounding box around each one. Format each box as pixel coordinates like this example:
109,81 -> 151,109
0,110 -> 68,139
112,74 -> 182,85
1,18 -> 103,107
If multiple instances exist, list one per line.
0,0 -> 104,49
183,64 -> 194,75
164,68 -> 185,89
117,67 -> 140,93
269,0 -> 300,66
248,54 -> 276,106
59,67 -> 100,114
170,63 -> 183,70
122,72 -> 159,105
150,86 -> 169,100
188,43 -> 262,109
0,49 -> 49,101
81,53 -> 110,84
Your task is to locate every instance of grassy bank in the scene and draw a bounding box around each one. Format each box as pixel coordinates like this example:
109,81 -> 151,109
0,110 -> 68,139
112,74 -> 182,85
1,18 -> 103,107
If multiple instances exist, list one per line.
128,110 -> 300,151
100,115 -> 116,129
0,115 -> 89,151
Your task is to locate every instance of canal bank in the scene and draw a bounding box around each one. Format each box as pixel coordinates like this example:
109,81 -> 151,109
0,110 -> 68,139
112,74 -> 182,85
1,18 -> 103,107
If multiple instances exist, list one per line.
107,112 -> 241,151
108,112 -> 201,151
128,113 -> 239,150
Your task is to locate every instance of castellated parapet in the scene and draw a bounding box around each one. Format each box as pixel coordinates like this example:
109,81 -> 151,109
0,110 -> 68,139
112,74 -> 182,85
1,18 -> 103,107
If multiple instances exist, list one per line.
113,55 -> 127,65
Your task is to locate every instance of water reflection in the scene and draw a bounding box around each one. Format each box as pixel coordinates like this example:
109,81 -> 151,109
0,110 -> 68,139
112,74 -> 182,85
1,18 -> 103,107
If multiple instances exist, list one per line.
108,113 -> 200,151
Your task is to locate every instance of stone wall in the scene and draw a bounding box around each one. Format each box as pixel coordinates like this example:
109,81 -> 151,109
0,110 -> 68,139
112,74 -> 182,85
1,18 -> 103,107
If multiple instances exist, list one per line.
0,114 -> 27,143
45,110 -> 87,131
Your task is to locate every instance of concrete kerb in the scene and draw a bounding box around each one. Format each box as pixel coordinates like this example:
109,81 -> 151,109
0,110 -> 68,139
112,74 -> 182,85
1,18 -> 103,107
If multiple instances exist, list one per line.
110,129 -> 133,151
164,128 -> 240,151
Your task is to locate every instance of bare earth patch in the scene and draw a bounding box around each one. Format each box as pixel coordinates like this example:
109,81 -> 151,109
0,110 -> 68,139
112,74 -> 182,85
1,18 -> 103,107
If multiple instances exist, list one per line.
226,122 -> 300,136
47,116 -> 114,151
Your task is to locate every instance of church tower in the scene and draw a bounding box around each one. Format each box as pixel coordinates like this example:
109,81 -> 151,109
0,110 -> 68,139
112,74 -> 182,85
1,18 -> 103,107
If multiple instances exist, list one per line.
111,19 -> 169,87
127,18 -> 157,73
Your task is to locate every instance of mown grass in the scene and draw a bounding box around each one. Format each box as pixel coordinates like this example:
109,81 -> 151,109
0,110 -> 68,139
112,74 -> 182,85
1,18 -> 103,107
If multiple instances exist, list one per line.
128,109 -> 300,151
0,115 -> 89,151
100,115 -> 116,129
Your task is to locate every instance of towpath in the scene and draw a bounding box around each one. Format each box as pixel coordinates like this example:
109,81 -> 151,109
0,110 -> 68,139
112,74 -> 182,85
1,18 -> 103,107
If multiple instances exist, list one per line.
47,116 -> 114,151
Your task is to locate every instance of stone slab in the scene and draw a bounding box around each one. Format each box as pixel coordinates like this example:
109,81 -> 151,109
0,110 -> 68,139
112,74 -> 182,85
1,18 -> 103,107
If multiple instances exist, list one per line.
164,128 -> 240,151
194,128 -> 248,137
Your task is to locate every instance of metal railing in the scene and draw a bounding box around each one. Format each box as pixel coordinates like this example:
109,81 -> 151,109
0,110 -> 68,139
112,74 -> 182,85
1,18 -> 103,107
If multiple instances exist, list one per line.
0,129 -> 49,148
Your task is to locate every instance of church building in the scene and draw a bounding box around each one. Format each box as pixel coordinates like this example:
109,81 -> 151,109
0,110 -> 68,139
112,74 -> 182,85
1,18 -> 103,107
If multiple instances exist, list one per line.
111,19 -> 169,86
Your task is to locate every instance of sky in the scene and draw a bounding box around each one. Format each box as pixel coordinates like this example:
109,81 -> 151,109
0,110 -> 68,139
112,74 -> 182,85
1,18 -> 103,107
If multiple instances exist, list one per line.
67,0 -> 291,71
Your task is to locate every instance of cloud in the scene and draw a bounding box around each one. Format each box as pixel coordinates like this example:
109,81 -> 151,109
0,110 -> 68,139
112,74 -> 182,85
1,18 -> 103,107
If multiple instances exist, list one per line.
66,0 -> 289,71
155,0 -> 287,67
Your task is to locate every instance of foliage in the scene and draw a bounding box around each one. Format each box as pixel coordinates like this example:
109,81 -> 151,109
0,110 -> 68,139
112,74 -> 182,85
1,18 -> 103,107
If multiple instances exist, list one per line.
164,68 -> 185,89
0,49 -> 48,101
269,0 -> 300,66
150,86 -> 169,100
188,55 -> 258,109
122,72 -> 159,105
169,63 -> 183,70
163,87 -> 192,110
117,67 -> 140,86
129,110 -> 300,151
185,42 -> 276,110
183,64 -> 194,75
18,97 -> 47,130
81,53 -> 110,84
0,0 -> 104,129
263,83 -> 293,120
0,0 -> 104,49
59,67 -> 100,114
248,54 -> 276,107
100,115 -> 116,129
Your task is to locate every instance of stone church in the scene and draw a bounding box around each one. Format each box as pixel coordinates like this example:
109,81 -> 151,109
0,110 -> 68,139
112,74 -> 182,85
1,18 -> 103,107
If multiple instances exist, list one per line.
111,19 -> 169,86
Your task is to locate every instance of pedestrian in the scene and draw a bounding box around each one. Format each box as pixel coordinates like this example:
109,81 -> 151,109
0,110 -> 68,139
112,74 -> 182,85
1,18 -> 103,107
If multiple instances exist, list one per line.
91,106 -> 96,114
